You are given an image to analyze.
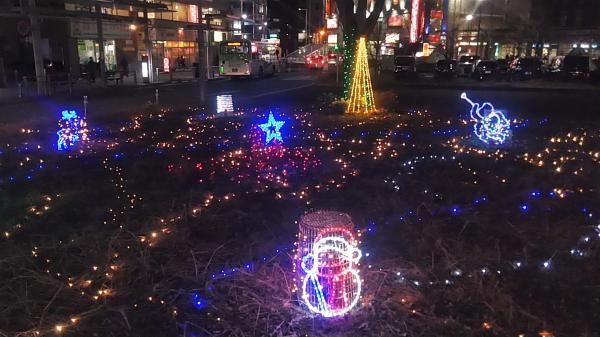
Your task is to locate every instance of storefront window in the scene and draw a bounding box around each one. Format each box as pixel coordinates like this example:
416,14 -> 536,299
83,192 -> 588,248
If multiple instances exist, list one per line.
153,41 -> 198,71
77,40 -> 117,72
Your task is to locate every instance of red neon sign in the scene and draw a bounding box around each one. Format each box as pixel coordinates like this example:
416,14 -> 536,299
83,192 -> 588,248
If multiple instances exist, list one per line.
410,0 -> 421,43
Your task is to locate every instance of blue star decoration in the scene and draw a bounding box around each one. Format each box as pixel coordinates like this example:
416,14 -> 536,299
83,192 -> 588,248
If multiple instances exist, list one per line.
258,111 -> 285,145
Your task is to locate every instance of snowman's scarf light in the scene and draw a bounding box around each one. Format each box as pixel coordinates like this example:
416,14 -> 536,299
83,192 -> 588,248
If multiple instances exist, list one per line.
300,229 -> 362,317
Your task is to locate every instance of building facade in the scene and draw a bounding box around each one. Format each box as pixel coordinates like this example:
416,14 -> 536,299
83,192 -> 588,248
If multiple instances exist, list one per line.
530,0 -> 600,59
231,0 -> 268,41
444,0 -> 532,59
0,0 -> 269,87
63,0 -> 239,81
446,0 -> 600,60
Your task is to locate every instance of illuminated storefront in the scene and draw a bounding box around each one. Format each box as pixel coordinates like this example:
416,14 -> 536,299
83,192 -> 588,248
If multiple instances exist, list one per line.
76,40 -> 117,71
71,19 -> 131,73
152,40 -> 198,70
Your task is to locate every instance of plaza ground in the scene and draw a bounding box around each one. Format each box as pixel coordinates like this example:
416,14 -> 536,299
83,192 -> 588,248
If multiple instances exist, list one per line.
1,68 -> 599,337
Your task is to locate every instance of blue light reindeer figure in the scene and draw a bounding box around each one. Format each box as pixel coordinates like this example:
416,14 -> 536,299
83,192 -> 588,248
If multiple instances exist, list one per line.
56,110 -> 88,151
460,92 -> 511,144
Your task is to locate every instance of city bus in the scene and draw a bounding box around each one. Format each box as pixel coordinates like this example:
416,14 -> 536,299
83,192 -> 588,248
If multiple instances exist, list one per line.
219,39 -> 277,78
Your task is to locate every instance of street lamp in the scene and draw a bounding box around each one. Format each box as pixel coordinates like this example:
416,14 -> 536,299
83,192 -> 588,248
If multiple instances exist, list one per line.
466,14 -> 474,21
298,8 -> 308,45
242,13 -> 247,20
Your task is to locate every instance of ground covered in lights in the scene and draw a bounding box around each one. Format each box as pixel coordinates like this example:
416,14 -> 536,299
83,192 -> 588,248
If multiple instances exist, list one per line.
1,98 -> 600,337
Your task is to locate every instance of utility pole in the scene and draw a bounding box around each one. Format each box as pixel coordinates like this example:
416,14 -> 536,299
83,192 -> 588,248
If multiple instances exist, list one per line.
307,0 -> 311,44
143,0 -> 154,83
476,5 -> 482,57
95,3 -> 106,85
197,22 -> 206,104
27,0 -> 45,95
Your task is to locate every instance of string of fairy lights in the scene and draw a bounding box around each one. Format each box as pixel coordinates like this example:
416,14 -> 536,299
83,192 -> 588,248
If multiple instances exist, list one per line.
347,37 -> 376,114
1,90 -> 599,336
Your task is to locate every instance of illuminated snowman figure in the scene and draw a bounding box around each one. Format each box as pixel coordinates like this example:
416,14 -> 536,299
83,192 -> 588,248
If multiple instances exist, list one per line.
300,228 -> 362,317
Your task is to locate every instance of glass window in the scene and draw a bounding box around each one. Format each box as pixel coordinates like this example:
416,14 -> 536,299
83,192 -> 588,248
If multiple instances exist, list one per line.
220,45 -> 249,54
189,5 -> 199,23
77,39 -> 117,71
157,1 -> 173,20
65,3 -> 92,12
172,2 -> 189,22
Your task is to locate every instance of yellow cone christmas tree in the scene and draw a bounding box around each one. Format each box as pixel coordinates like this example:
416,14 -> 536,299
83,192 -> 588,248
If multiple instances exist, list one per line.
347,37 -> 376,114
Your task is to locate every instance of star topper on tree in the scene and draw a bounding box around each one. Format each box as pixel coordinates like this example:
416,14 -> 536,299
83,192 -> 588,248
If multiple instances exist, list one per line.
258,111 -> 285,145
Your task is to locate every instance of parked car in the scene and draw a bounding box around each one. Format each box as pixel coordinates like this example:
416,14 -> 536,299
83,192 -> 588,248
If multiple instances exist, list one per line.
508,58 -> 542,80
394,55 -> 417,78
543,57 -> 563,80
415,60 -> 436,74
457,55 -> 480,77
305,54 -> 325,69
495,59 -> 510,79
562,55 -> 590,80
327,52 -> 338,64
591,59 -> 600,82
434,59 -> 457,79
473,60 -> 498,80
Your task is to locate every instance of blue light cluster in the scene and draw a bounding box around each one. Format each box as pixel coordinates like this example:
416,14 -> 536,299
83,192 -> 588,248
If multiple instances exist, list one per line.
258,111 -> 285,145
191,185 -> 600,305
192,293 -> 205,310
207,246 -> 292,281
460,93 -> 511,144
57,109 -> 87,151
